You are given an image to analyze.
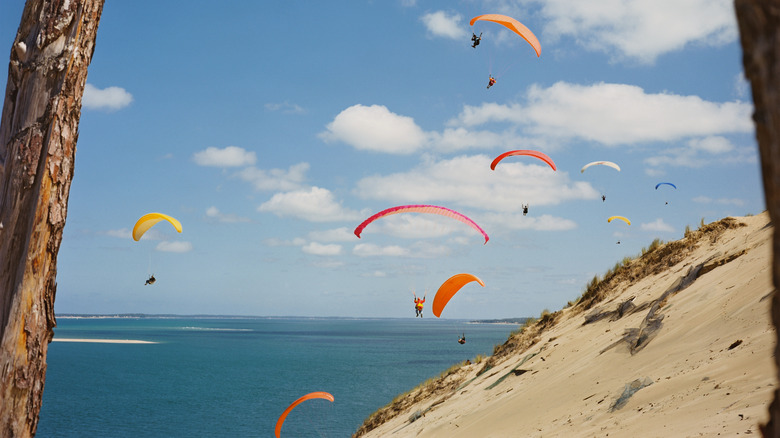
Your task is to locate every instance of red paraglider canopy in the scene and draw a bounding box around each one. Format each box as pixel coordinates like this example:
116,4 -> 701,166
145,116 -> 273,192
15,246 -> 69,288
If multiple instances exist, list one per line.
490,150 -> 556,171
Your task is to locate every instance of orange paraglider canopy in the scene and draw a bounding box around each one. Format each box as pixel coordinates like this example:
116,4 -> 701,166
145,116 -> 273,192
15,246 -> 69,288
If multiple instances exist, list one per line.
432,273 -> 485,318
490,150 -> 556,171
275,391 -> 334,438
470,14 -> 541,57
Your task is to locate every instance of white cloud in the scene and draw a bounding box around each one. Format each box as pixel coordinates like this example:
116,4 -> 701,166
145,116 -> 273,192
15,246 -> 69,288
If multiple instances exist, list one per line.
717,198 -> 745,206
237,162 -> 309,192
319,104 -> 429,154
103,228 -> 131,239
156,241 -> 193,253
449,82 -> 752,147
362,271 -> 388,277
357,213 -> 464,241
205,206 -> 250,223
353,241 -> 454,258
193,146 -> 257,167
734,73 -> 750,99
307,227 -> 356,242
265,102 -> 306,114
430,127 -> 522,152
355,154 -> 598,212
420,11 -> 468,40
481,213 -> 578,231
689,136 -> 733,154
693,196 -> 745,206
533,0 -> 737,63
302,242 -> 343,256
353,243 -> 410,257
258,186 -> 363,222
264,237 -> 306,247
640,218 -> 675,232
82,84 -> 133,111
644,137 -> 754,169
324,83 -> 751,158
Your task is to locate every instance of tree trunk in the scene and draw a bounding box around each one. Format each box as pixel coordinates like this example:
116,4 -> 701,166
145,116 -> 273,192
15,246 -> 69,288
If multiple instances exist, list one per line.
0,0 -> 103,435
734,1 -> 780,437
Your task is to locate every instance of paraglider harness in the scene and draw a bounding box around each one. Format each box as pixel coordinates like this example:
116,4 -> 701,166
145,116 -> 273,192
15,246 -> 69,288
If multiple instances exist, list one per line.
458,333 -> 466,344
471,32 -> 482,48
145,274 -> 156,285
522,204 -> 528,216
487,76 -> 496,89
413,293 -> 426,318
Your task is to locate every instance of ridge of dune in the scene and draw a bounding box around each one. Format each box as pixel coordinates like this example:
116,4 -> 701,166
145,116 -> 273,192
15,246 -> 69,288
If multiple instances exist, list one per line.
355,213 -> 775,437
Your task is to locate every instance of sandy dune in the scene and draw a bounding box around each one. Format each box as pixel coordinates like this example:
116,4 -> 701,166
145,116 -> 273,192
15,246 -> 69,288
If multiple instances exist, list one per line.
359,213 -> 775,437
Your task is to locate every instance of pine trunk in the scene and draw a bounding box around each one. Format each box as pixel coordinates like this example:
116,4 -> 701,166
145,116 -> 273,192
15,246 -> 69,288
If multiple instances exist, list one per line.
734,0 -> 780,436
0,0 -> 103,436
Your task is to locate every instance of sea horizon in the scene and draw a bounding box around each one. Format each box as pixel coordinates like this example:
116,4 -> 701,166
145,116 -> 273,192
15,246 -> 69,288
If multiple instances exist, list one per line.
55,313 -> 529,323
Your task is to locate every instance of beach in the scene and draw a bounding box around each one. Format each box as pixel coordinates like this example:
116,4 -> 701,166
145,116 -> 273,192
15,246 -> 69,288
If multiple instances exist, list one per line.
358,213 -> 775,437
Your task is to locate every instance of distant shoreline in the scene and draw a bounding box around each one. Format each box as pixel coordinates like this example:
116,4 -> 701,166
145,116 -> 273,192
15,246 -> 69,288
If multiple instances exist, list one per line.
469,318 -> 528,325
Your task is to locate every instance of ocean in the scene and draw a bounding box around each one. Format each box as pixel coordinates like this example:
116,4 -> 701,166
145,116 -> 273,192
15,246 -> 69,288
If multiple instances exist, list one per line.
38,317 -> 520,437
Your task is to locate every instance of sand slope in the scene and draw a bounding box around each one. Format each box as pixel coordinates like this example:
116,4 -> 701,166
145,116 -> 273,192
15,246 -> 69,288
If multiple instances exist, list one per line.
359,213 -> 775,437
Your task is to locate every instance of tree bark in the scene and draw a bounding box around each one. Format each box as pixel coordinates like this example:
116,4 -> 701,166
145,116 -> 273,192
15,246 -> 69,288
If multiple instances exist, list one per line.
0,0 -> 103,435
734,1 -> 780,437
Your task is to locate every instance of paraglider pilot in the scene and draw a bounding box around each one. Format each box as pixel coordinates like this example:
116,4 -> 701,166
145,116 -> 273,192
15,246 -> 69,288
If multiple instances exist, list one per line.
522,204 -> 529,216
145,274 -> 156,285
487,76 -> 496,89
602,195 -> 606,202
471,32 -> 482,48
458,333 -> 466,344
413,292 -> 426,318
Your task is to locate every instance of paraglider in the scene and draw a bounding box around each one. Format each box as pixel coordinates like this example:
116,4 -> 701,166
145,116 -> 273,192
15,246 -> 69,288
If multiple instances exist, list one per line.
655,182 -> 677,190
132,212 -> 182,241
354,205 -> 489,244
413,291 -> 426,318
490,150 -> 556,171
133,212 -> 182,285
522,204 -> 529,216
458,333 -> 466,344
275,391 -> 334,438
471,32 -> 482,48
656,182 -> 676,204
607,216 -> 631,226
581,161 -> 621,173
487,75 -> 496,89
581,162 -> 619,203
432,273 -> 485,318
469,14 -> 541,57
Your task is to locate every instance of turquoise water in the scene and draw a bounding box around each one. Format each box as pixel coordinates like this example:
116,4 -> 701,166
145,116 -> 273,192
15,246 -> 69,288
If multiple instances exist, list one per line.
38,317 -> 519,437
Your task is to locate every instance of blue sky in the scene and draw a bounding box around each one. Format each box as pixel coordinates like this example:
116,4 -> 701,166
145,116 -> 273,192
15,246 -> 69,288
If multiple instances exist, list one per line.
0,0 -> 762,319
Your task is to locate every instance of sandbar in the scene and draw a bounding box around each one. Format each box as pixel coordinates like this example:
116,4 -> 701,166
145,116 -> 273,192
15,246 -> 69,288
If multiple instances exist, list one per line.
52,338 -> 157,344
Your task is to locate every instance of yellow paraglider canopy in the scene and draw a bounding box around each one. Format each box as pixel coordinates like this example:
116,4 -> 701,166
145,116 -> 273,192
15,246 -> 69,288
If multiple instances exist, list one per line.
132,213 -> 182,241
607,216 -> 631,226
